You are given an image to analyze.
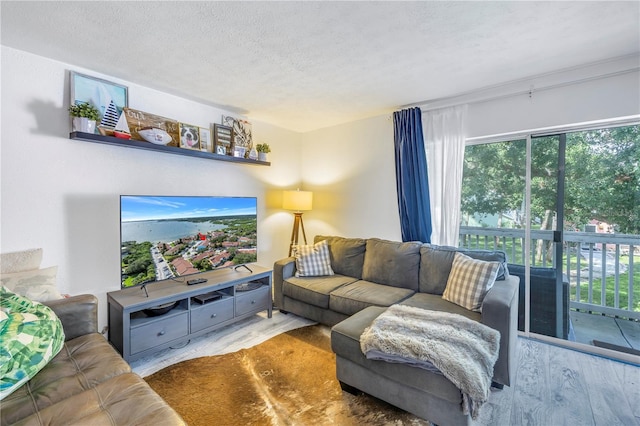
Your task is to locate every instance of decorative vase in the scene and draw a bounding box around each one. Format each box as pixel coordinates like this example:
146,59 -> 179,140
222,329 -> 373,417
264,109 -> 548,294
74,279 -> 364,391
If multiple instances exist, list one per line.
258,152 -> 268,162
72,117 -> 96,133
249,147 -> 258,160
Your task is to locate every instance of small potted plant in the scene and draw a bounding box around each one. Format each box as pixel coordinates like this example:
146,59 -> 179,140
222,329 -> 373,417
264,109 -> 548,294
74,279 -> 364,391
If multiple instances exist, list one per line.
69,102 -> 100,133
256,143 -> 271,162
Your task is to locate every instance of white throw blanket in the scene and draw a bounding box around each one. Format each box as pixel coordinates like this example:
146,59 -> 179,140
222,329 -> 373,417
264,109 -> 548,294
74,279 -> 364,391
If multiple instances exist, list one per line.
360,304 -> 500,419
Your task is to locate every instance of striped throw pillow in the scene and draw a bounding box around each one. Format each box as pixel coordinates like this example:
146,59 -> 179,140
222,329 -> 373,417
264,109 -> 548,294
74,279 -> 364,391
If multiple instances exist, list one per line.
293,240 -> 334,277
442,252 -> 499,312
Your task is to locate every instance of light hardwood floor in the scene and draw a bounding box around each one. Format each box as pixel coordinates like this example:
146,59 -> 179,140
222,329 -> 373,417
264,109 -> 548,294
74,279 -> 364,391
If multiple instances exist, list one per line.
476,337 -> 639,425
132,311 -> 640,425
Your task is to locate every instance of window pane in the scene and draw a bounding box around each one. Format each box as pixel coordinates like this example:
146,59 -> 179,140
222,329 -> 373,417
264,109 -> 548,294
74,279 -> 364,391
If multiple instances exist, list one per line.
460,139 -> 526,261
565,126 -> 639,235
531,135 -> 559,268
564,125 -> 640,316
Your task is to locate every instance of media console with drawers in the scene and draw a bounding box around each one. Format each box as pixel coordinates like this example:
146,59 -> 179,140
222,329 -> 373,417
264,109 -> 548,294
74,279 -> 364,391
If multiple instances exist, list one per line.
107,264 -> 272,362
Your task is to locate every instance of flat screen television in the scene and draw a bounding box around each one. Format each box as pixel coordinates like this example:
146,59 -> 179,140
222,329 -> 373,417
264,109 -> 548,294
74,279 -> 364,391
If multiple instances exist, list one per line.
120,195 -> 257,288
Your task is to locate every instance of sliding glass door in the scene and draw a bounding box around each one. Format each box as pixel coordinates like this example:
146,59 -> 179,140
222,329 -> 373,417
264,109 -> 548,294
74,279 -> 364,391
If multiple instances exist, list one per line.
528,134 -> 567,340
460,124 -> 639,356
562,126 -> 639,353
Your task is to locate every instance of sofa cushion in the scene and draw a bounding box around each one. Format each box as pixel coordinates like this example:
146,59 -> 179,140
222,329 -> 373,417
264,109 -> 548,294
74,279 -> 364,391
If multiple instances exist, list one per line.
331,306 -> 462,404
0,249 -> 43,274
459,248 -> 508,280
293,240 -> 334,277
361,238 -> 422,290
0,287 -> 65,400
442,252 -> 500,312
398,292 -> 481,322
12,372 -> 186,426
1,266 -> 62,302
419,245 -> 508,295
283,275 -> 357,309
315,235 -> 367,279
0,333 -> 132,425
329,280 -> 414,316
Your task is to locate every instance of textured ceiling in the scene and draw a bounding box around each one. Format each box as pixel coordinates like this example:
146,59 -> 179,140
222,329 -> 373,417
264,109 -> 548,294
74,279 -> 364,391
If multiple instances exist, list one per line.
2,1 -> 639,132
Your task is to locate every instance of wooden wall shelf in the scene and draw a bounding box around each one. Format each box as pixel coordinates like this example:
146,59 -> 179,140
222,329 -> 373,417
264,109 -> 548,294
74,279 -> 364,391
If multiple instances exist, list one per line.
69,132 -> 271,166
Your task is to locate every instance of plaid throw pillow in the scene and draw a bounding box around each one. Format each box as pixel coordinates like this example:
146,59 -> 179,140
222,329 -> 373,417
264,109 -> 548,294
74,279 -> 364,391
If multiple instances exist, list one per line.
442,252 -> 499,312
293,240 -> 334,277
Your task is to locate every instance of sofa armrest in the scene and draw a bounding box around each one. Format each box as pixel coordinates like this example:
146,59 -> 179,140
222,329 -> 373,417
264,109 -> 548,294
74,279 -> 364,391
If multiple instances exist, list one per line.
481,275 -> 519,387
273,257 -> 296,309
43,294 -> 99,341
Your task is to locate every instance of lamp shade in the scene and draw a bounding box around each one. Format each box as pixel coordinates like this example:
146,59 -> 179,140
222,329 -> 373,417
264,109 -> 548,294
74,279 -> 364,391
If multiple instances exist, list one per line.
282,190 -> 313,211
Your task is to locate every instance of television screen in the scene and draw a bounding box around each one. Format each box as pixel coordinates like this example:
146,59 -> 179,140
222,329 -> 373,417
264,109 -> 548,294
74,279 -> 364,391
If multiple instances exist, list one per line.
120,195 -> 257,288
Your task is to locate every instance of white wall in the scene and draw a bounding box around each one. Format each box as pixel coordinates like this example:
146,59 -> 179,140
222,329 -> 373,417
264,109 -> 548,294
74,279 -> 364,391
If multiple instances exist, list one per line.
300,115 -> 402,241
467,69 -> 640,138
0,47 -> 302,330
411,55 -> 640,139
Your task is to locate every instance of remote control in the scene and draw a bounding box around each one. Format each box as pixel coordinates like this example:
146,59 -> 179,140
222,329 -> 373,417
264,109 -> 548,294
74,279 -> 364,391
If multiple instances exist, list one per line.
187,278 -> 208,285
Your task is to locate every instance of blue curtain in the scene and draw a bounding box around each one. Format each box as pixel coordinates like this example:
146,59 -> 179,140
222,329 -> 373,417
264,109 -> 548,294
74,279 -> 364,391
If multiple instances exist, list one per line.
393,107 -> 432,243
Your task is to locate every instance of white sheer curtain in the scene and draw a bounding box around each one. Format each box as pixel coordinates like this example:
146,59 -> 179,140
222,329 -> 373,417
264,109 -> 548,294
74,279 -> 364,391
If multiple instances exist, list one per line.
423,105 -> 467,246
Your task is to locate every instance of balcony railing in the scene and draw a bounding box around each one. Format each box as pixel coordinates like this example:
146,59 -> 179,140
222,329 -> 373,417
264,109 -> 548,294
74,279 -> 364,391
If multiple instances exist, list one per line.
459,226 -> 639,320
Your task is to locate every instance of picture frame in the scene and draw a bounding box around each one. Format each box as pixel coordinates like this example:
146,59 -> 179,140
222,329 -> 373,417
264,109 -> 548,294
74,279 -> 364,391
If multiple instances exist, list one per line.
213,124 -> 234,155
179,122 -> 201,150
199,127 -> 212,153
221,115 -> 252,150
233,146 -> 246,159
70,71 -> 128,129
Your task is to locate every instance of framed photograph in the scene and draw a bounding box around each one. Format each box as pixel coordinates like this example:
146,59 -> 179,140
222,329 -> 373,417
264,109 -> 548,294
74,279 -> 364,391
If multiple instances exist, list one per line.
199,127 -> 212,152
233,146 -> 246,158
70,71 -> 128,128
179,123 -> 201,150
221,115 -> 252,150
213,124 -> 234,155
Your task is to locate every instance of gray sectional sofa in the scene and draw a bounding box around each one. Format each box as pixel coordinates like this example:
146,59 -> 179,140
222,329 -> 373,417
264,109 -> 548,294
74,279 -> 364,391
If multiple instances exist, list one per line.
273,235 -> 519,426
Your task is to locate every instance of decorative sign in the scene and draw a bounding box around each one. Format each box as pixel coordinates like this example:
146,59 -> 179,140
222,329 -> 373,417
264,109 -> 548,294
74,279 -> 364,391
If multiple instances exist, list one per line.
221,115 -> 252,150
123,107 -> 179,147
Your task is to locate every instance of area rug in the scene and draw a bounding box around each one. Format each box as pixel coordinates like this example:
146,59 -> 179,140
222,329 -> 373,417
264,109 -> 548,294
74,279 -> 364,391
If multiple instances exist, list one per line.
145,325 -> 429,426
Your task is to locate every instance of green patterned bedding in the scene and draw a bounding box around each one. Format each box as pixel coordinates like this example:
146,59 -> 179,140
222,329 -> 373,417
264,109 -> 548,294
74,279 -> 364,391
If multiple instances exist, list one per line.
0,286 -> 65,400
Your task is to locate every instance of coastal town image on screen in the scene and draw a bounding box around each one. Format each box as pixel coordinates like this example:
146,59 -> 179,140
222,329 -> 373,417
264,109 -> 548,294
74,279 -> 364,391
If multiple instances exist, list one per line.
120,196 -> 257,288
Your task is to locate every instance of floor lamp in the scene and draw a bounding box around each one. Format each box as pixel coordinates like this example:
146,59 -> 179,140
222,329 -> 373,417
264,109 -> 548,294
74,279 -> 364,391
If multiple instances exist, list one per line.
283,190 -> 313,256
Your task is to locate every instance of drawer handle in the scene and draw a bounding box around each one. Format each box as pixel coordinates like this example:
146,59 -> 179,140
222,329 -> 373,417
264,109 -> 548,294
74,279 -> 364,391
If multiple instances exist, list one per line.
158,330 -> 166,336
211,313 -> 217,318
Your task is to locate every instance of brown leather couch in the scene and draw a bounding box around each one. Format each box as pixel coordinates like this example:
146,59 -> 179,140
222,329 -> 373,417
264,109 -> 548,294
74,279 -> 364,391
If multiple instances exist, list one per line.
1,295 -> 186,426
